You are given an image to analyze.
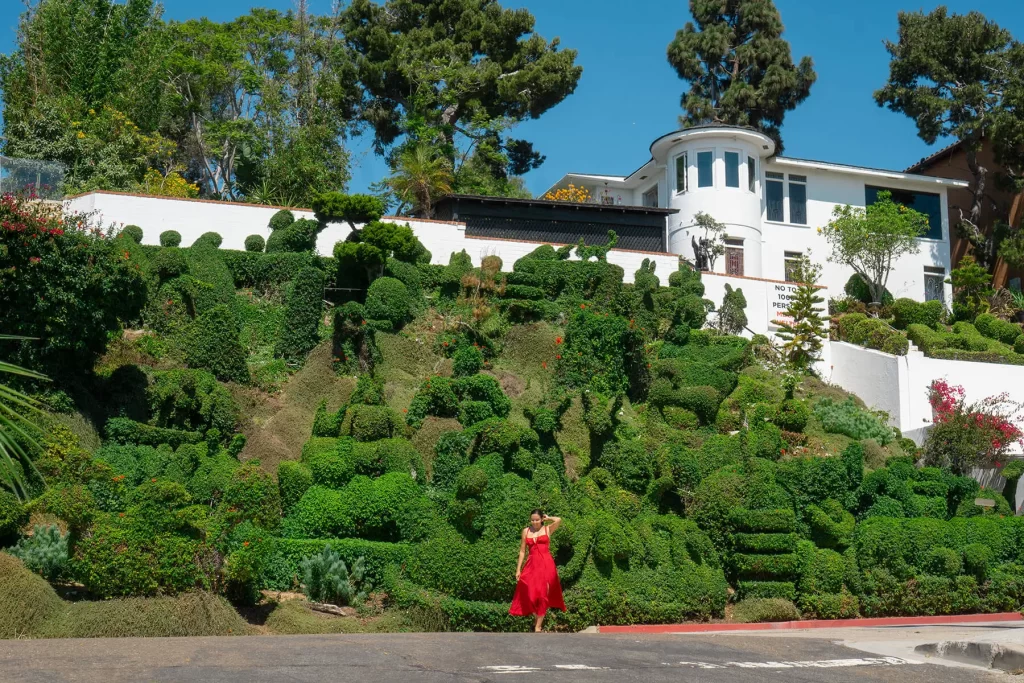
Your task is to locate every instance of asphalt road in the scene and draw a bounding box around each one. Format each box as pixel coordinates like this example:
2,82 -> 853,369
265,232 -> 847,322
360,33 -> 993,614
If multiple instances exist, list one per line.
0,633 -> 1009,683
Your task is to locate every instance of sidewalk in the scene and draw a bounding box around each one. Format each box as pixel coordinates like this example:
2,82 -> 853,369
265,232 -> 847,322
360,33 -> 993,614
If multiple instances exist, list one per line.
600,615 -> 1024,674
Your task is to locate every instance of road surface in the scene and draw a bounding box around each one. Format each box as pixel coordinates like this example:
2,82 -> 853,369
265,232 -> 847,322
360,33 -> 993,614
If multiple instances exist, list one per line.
0,631 -> 1011,682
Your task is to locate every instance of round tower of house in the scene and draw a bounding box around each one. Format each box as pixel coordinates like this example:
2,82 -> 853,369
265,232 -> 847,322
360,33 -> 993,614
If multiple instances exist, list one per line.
653,126 -> 775,278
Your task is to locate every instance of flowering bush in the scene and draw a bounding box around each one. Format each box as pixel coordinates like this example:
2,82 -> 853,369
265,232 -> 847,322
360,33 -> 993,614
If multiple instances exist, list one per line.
541,183 -> 591,203
923,380 -> 1023,474
0,194 -> 146,377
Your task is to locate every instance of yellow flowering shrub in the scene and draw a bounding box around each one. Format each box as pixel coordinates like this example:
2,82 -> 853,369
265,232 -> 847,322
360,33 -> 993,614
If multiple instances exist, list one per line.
542,183 -> 592,203
136,169 -> 200,199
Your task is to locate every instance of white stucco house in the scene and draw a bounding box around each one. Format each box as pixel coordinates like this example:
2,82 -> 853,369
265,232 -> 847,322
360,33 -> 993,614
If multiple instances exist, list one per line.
544,124 -> 968,306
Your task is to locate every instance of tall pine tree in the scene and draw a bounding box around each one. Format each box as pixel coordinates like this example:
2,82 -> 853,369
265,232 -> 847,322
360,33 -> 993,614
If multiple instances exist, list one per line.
666,0 -> 816,152
774,255 -> 825,373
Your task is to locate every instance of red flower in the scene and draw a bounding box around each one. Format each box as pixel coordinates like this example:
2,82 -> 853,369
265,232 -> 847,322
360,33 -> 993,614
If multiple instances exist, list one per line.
556,354 -> 562,360
150,478 -> 157,483
555,337 -> 563,345
580,304 -> 586,309
542,361 -> 548,369
243,541 -> 250,547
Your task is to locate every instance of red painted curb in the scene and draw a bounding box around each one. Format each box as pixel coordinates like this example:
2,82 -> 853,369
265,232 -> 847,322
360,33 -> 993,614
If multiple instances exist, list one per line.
597,612 -> 1024,634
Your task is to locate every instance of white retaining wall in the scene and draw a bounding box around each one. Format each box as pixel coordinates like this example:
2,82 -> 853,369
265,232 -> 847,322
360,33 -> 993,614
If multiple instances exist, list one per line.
64,191 -> 682,285
827,341 -> 1024,450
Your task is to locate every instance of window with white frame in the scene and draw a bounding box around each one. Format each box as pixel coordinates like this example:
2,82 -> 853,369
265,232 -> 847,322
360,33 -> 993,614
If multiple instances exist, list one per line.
766,171 -> 784,222
784,251 -> 802,282
642,185 -> 659,208
789,174 -> 807,225
675,153 -> 688,193
748,156 -> 756,193
724,151 -> 740,188
697,151 -> 714,188
924,266 -> 946,303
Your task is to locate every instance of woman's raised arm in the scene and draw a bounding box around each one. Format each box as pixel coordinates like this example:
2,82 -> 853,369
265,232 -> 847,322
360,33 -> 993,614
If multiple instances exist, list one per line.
543,514 -> 562,534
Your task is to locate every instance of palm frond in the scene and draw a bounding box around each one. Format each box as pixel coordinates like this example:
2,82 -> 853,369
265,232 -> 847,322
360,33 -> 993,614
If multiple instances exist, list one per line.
0,335 -> 48,501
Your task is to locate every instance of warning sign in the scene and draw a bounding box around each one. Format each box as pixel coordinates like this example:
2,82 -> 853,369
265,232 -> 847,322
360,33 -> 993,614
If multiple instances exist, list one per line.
768,282 -> 826,329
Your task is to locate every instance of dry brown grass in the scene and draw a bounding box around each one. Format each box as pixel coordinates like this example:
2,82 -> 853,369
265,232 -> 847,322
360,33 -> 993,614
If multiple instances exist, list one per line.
0,553 -> 250,639
236,341 -> 355,473
263,600 -> 415,634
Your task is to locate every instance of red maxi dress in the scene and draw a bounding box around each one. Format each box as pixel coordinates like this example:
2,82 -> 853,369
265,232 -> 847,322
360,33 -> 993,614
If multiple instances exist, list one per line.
509,527 -> 565,616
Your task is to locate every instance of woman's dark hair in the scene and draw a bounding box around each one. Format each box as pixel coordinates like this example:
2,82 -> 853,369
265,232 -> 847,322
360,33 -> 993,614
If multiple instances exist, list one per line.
530,509 -> 543,518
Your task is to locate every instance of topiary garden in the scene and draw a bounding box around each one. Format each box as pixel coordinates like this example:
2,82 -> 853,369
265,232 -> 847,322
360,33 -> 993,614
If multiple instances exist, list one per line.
4,192 -> 1024,637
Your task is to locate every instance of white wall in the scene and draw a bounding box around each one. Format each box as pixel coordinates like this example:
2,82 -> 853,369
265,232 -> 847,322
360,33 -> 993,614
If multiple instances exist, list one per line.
827,341 -> 1024,451
63,191 -> 681,285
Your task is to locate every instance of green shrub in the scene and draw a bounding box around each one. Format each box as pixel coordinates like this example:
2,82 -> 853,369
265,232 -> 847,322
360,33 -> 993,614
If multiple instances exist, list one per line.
844,274 -> 893,305
9,524 -> 68,580
275,267 -> 325,361
154,247 -> 188,280
598,439 -> 654,494
733,597 -> 800,623
453,346 -> 484,377
733,552 -> 798,579
0,491 -> 27,546
813,397 -> 894,445
963,543 -> 993,581
922,546 -> 962,579
775,399 -> 809,432
975,313 -> 1023,345
798,590 -> 860,620
842,317 -> 909,355
160,230 -> 182,247
120,224 -> 144,243
286,473 -> 435,542
266,218 -> 320,253
799,546 -> 847,594
736,581 -> 796,600
302,437 -> 355,488
149,369 -> 240,435
278,461 -> 313,513
365,277 -> 410,329
734,533 -> 798,553
195,232 -> 223,248
105,418 -> 203,449
269,209 -> 295,232
891,298 -> 944,330
345,405 -> 403,442
558,309 -> 643,396
244,235 -> 266,253
730,508 -> 796,533
187,452 -> 241,506
806,500 -> 855,550
185,305 -> 250,383
663,406 -> 700,431
221,462 -> 281,531
300,546 -> 371,606
676,386 -> 722,425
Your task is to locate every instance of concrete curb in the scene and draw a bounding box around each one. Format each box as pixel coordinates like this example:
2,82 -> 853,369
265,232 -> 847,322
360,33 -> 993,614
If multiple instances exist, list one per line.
597,612 -> 1024,634
915,641 -> 1024,672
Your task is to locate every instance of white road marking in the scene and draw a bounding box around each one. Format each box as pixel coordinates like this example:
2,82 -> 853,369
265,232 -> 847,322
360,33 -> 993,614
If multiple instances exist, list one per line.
553,664 -> 609,670
484,656 -> 918,674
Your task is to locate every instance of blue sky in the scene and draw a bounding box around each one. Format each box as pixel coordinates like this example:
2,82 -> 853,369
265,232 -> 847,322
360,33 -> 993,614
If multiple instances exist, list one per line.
1,0 -> 1022,197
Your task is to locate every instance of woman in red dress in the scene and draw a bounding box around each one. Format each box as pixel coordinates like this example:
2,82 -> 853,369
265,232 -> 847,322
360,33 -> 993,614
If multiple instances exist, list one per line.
509,509 -> 565,631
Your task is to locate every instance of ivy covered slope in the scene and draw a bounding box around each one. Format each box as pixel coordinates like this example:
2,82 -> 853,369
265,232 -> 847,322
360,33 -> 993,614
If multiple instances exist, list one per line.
5,198 -> 1024,636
